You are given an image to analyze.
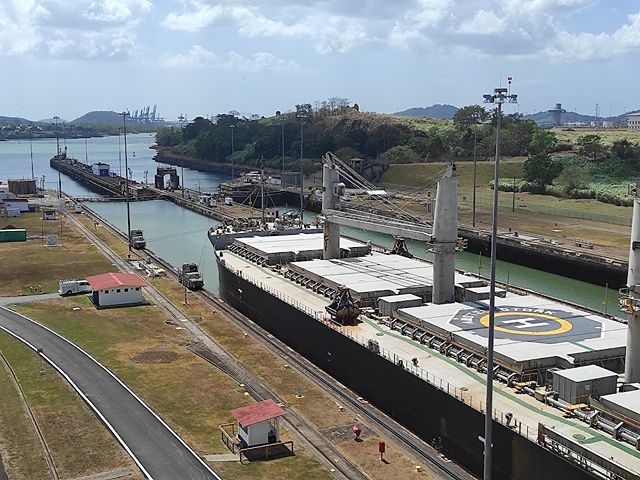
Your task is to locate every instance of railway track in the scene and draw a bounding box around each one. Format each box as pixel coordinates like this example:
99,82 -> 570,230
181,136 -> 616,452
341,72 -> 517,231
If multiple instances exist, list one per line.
74,205 -> 474,480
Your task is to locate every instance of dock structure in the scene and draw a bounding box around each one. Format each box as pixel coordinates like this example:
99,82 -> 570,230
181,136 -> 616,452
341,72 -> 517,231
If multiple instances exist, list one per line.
50,155 -> 158,200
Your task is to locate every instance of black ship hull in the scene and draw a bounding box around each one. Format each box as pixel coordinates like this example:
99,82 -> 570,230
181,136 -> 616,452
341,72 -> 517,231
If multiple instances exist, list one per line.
216,253 -> 596,480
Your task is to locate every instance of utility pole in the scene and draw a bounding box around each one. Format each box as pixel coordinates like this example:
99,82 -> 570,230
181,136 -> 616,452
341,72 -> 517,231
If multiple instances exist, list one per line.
54,115 -> 61,199
297,112 -> 307,223
118,127 -> 122,177
472,126 -> 477,228
281,117 -> 285,180
481,78 -> 517,480
29,134 -> 34,180
260,156 -> 266,224
120,111 -> 132,253
230,125 -> 236,179
181,149 -> 185,198
85,138 -> 88,164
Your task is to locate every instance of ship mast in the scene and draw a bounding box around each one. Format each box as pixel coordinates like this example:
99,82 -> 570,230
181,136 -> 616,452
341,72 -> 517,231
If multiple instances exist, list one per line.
623,179 -> 640,382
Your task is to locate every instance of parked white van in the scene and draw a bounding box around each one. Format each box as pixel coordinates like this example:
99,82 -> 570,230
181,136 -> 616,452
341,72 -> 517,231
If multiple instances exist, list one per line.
58,280 -> 92,296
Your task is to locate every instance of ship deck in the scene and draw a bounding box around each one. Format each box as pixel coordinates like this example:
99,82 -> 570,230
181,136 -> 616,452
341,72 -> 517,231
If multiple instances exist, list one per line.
219,249 -> 640,474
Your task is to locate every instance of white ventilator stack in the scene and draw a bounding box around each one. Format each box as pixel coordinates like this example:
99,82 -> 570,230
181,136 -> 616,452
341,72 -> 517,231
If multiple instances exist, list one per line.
625,182 -> 640,382
431,163 -> 458,304
322,155 -> 342,260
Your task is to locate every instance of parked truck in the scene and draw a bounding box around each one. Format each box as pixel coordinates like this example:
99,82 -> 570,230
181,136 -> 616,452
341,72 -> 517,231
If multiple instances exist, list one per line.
58,279 -> 92,296
178,263 -> 204,290
130,229 -> 146,249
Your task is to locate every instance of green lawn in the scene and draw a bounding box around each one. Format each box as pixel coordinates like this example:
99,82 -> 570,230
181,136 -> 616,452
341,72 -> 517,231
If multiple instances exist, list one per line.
0,212 -> 116,295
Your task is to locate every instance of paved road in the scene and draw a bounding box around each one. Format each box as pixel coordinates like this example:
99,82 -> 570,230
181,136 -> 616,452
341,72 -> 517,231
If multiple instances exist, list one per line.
0,307 -> 221,480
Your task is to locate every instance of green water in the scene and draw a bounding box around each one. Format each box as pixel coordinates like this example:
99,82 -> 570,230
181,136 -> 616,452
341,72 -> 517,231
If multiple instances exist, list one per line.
0,136 -> 619,316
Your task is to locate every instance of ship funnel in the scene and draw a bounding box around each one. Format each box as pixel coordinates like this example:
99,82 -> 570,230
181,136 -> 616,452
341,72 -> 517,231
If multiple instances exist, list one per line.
625,180 -> 640,382
432,163 -> 458,304
322,153 -> 341,259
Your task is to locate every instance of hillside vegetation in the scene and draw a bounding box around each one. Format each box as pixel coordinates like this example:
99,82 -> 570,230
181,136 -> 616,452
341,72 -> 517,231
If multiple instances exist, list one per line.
156,101 -> 539,174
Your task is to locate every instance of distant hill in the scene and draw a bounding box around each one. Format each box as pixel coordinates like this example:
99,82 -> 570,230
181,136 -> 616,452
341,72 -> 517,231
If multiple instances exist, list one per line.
0,115 -> 34,125
394,104 -> 459,120
72,111 -> 123,126
38,117 -> 68,124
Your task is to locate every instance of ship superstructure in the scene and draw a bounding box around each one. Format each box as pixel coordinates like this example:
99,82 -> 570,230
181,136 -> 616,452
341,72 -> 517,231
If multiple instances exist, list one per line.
210,153 -> 640,480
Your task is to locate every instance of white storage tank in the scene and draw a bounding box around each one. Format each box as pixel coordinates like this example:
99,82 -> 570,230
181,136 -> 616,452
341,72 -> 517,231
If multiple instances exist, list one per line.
378,294 -> 422,317
552,365 -> 618,404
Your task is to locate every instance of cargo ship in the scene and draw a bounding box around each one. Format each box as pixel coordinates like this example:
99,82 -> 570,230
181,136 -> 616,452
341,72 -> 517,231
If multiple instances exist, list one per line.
210,154 -> 640,480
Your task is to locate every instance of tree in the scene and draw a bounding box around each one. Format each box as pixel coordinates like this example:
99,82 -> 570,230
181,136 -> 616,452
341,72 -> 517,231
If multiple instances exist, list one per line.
453,105 -> 488,132
529,128 -> 558,155
577,134 -> 606,162
381,145 -> 420,164
522,153 -> 562,189
556,165 -> 589,193
611,139 -> 638,160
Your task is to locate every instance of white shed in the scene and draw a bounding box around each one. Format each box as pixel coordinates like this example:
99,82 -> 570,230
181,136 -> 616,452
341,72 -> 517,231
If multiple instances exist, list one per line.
86,272 -> 146,308
230,399 -> 285,448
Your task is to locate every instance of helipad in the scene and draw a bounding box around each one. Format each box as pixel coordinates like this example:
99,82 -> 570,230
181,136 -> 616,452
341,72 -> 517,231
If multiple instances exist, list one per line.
397,294 -> 627,372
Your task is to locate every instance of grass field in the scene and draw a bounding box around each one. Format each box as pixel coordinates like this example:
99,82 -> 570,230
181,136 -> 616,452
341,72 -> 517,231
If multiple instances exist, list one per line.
552,127 -> 640,146
0,211 -> 116,295
0,331 -> 138,480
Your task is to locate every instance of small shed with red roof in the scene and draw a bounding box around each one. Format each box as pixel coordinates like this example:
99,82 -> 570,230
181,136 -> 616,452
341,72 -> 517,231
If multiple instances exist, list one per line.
86,272 -> 146,308
230,399 -> 285,448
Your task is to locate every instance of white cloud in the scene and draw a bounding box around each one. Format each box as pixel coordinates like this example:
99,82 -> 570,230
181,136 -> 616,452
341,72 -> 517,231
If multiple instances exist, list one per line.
160,45 -> 298,72
161,2 -> 367,54
84,0 -> 152,23
545,11 -> 640,60
0,1 -> 48,55
457,10 -> 506,35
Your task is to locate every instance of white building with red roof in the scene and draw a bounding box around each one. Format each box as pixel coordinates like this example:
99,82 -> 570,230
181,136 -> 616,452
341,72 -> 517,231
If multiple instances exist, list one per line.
230,399 -> 285,448
85,272 -> 146,308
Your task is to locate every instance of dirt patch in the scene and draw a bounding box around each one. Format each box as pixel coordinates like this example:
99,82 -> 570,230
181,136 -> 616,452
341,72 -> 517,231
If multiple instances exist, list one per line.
131,350 -> 178,364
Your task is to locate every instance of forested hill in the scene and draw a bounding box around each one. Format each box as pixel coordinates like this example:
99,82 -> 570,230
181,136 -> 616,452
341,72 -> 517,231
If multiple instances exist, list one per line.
155,103 -> 552,173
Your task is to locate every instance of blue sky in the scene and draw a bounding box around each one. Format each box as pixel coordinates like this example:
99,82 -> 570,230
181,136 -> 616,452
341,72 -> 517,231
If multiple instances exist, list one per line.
1,0 -> 638,121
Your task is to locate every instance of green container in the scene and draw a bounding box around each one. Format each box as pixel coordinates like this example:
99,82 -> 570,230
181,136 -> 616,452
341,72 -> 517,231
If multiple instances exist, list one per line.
0,229 -> 27,242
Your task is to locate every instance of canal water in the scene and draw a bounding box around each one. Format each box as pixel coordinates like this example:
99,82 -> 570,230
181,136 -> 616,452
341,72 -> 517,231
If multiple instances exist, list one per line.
0,135 -> 615,314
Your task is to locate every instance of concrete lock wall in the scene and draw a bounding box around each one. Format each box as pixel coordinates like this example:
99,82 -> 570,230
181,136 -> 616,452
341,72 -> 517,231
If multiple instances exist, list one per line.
218,260 -> 598,480
97,287 -> 143,307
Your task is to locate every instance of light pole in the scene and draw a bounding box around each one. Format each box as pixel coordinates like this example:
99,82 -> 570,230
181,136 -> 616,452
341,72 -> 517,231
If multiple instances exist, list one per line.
297,112 -> 307,222
29,134 -> 34,180
481,78 -> 517,480
54,116 -> 61,199
472,126 -> 477,228
118,127 -> 122,177
181,148 -> 185,198
119,111 -> 132,253
230,125 -> 236,179
281,118 -> 286,180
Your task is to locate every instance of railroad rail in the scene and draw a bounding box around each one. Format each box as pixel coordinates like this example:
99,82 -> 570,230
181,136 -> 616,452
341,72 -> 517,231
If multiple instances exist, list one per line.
66,210 -> 371,480
75,202 -> 474,480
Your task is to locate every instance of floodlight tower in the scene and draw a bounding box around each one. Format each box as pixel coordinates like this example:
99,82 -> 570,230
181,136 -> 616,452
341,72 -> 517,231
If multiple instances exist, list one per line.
481,77 -> 518,480
548,103 -> 566,127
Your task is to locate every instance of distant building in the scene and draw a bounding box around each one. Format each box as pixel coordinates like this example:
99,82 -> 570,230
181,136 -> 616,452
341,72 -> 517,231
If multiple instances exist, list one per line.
628,114 -> 640,130
42,208 -> 56,220
86,272 -> 146,308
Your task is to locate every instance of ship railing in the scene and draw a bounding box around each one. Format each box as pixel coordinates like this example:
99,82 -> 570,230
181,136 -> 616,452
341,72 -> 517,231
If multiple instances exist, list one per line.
225,260 -> 540,443
334,326 -> 539,443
